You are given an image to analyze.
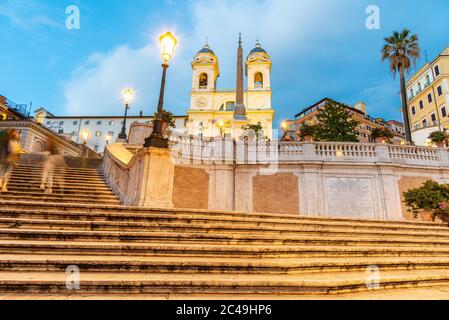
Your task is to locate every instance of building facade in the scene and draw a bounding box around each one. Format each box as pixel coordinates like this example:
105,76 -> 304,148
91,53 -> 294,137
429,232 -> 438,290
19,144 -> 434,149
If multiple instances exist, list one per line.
406,47 -> 449,146
284,98 -> 405,143
187,39 -> 275,140
34,108 -> 188,154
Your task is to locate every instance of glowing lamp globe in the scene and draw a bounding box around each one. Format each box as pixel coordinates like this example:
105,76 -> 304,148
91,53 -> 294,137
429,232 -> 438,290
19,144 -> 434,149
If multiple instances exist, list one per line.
159,32 -> 178,63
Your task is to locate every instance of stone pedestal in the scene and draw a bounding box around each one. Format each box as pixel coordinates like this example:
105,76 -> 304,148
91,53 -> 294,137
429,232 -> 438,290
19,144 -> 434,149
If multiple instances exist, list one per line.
135,147 -> 174,208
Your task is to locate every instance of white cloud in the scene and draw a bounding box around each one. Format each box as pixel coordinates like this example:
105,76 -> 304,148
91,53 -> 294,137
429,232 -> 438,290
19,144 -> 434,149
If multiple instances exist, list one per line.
62,0 -> 360,116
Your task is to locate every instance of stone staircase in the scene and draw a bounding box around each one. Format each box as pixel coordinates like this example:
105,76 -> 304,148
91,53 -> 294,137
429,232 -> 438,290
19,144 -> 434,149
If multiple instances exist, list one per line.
0,160 -> 449,299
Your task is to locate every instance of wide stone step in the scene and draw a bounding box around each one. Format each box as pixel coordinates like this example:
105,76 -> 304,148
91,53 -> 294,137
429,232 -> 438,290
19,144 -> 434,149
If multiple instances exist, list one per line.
0,216 -> 448,239
8,179 -> 110,188
5,184 -> 112,193
2,254 -> 449,274
4,187 -> 115,196
0,192 -> 118,201
11,172 -> 106,183
0,196 -> 120,205
12,167 -> 104,177
0,269 -> 449,295
2,228 -> 449,248
1,240 -> 449,258
0,201 -> 446,234
16,164 -> 101,173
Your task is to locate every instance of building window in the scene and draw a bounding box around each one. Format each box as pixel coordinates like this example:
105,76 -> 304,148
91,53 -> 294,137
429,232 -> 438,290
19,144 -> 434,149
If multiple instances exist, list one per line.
435,65 -> 440,76
97,121 -> 102,125
431,113 -> 437,123
73,121 -> 78,125
85,121 -> 90,125
428,93 -> 433,103
417,83 -> 422,92
59,121 -> 64,126
95,131 -> 102,137
411,106 -> 416,115
109,121 -> 114,125
58,129 -> 64,134
425,75 -> 431,86
198,73 -> 208,89
442,106 -> 448,118
94,145 -> 99,152
46,121 -> 51,126
422,118 -> 427,128
254,72 -> 264,88
419,101 -> 424,109
438,86 -> 443,96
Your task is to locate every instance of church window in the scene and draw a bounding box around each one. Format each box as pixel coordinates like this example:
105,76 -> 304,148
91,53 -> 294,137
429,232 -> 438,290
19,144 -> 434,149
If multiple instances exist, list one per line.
219,101 -> 235,112
199,73 -> 208,89
254,72 -> 264,88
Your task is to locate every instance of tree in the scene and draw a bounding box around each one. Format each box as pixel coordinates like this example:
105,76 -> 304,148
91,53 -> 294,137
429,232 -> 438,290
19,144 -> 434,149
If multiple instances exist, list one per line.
381,29 -> 421,144
241,123 -> 266,141
312,101 -> 360,142
154,110 -> 176,128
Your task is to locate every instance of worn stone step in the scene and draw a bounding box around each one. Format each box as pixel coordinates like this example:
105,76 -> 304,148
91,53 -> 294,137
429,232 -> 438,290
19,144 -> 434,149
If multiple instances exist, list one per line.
8,178 -> 110,188
0,269 -> 449,295
1,240 -> 449,258
16,164 -> 101,173
5,184 -> 112,193
11,173 -> 106,183
0,216 -> 448,240
0,196 -> 120,205
0,192 -> 118,201
2,228 -> 449,248
12,167 -> 104,177
0,201 -> 446,233
2,254 -> 449,274
4,187 -> 115,196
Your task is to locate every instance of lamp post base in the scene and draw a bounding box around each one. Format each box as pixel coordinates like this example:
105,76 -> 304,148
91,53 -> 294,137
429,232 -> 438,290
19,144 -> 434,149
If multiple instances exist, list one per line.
144,132 -> 169,149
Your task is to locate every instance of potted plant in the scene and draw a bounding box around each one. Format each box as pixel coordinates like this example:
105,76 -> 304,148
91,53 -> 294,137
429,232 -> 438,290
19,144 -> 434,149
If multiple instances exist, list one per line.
299,123 -> 316,142
403,180 -> 449,223
370,127 -> 394,144
428,131 -> 448,148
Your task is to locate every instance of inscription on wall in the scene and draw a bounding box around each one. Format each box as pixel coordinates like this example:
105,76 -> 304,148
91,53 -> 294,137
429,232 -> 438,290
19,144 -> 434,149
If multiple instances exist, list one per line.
326,177 -> 376,219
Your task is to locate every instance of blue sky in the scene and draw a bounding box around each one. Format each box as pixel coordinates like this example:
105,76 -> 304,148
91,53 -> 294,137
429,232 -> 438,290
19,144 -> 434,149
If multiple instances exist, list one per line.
1,0 -> 448,127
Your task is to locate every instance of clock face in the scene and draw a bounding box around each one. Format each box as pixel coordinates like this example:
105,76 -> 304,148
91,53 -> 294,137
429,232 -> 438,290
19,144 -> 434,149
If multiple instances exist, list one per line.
196,98 -> 207,108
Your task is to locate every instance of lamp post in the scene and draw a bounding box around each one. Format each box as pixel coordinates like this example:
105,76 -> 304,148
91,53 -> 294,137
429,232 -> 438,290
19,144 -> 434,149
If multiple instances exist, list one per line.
144,31 -> 178,148
118,88 -> 134,141
81,130 -> 89,157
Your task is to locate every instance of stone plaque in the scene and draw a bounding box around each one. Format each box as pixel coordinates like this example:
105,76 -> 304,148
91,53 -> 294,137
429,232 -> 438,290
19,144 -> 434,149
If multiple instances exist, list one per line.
326,177 -> 376,219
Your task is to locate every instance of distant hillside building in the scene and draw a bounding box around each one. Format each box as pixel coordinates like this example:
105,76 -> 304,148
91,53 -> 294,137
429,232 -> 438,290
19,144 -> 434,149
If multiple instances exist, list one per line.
283,98 -> 405,143
406,46 -> 449,146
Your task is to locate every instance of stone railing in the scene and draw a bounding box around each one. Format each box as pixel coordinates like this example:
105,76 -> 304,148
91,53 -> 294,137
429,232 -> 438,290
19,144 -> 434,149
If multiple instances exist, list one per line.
166,134 -> 449,167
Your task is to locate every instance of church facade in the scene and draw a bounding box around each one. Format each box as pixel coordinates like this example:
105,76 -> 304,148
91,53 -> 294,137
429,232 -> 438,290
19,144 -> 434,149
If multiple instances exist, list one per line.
187,37 -> 275,140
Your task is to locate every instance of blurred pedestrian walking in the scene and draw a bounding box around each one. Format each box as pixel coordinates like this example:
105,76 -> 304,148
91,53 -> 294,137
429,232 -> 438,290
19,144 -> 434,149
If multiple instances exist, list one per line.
0,130 -> 23,192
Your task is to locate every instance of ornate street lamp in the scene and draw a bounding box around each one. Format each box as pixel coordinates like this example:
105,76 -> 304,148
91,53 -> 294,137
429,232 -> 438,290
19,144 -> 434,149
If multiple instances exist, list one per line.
118,88 -> 134,141
81,129 -> 90,157
144,31 -> 178,148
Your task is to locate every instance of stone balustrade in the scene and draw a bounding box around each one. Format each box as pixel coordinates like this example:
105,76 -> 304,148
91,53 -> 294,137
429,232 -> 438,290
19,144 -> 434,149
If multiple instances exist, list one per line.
103,137 -> 449,222
167,134 -> 449,167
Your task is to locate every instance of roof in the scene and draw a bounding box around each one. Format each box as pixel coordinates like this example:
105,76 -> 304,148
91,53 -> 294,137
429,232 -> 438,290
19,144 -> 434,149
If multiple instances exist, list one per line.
294,98 -> 364,118
197,44 -> 215,56
45,115 -> 188,120
248,42 -> 268,57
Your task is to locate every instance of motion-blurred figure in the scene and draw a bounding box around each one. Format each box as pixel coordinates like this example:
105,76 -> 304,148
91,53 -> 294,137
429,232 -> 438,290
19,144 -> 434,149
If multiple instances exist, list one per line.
0,130 -> 22,192
40,141 -> 66,194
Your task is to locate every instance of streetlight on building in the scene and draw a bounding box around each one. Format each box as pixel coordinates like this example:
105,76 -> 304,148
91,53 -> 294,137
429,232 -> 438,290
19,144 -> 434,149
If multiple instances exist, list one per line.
144,31 -> 178,148
118,88 -> 134,141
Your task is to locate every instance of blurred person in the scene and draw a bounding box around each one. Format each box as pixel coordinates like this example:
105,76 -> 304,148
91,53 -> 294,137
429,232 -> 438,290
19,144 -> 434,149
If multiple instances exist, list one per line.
0,130 -> 22,192
40,141 -> 66,194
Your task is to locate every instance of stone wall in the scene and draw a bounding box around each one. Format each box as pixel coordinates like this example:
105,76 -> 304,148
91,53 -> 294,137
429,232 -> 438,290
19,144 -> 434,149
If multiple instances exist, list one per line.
173,166 -> 209,210
103,140 -> 449,222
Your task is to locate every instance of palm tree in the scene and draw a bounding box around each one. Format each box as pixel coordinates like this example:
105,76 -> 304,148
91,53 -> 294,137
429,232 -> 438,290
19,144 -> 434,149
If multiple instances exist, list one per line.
381,29 -> 421,143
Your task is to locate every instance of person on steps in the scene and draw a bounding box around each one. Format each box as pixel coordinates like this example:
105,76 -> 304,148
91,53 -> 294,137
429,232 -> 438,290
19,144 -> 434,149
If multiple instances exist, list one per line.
0,130 -> 23,192
40,141 -> 66,195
